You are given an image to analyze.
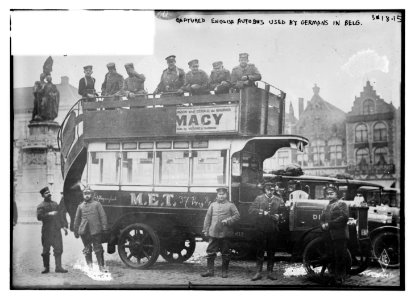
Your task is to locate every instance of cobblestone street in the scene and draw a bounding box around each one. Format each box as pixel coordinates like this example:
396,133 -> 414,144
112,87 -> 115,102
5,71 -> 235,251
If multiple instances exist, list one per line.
12,223 -> 401,289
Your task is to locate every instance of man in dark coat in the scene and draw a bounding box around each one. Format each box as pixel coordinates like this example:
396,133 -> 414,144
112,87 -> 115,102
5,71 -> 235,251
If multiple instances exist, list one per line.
320,184 -> 349,285
37,186 -> 68,274
209,61 -> 231,94
101,62 -> 124,99
201,187 -> 240,278
248,182 -> 283,280
74,186 -> 108,272
182,59 -> 210,96
154,55 -> 185,97
78,65 -> 97,102
123,63 -> 146,99
230,53 -> 262,91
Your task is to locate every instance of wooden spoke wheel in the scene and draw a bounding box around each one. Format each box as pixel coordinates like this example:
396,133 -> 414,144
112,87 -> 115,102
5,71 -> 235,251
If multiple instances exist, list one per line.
160,236 -> 196,263
372,231 -> 400,268
118,223 -> 160,269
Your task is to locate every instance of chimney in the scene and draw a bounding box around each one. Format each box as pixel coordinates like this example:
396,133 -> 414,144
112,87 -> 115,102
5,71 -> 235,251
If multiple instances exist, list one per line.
289,101 -> 294,117
60,76 -> 69,85
298,97 -> 304,117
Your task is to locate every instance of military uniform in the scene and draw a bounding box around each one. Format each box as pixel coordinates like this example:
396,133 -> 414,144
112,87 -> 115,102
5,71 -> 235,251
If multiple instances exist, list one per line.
101,71 -> 124,97
321,197 -> 349,284
183,70 -> 210,95
230,64 -> 262,90
74,191 -> 108,271
37,187 -> 68,273
156,66 -> 185,95
209,62 -> 231,95
78,76 -> 96,100
249,192 -> 284,280
123,73 -> 146,97
201,188 -> 240,278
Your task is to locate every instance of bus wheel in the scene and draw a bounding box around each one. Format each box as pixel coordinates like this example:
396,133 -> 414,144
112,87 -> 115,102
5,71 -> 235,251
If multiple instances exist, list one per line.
118,223 -> 160,269
303,237 -> 351,277
160,236 -> 196,263
372,231 -> 400,268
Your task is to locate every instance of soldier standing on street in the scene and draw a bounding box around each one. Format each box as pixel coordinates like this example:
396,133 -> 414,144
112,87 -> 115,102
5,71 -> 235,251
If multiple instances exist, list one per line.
74,186 -> 108,272
123,63 -> 146,99
78,65 -> 97,102
154,55 -> 185,97
201,187 -> 240,278
320,184 -> 349,286
182,59 -> 210,96
230,53 -> 262,91
248,182 -> 283,281
101,62 -> 124,99
37,186 -> 69,274
209,61 -> 231,95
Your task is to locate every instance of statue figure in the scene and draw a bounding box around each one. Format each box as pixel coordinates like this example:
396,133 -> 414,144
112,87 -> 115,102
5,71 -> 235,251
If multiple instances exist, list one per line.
31,57 -> 60,122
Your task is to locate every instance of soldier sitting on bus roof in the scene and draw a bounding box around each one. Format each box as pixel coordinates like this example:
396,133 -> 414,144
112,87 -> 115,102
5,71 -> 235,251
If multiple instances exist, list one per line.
78,65 -> 98,102
182,59 -> 210,96
101,63 -> 124,100
153,55 -> 185,97
230,53 -> 262,91
209,61 -> 231,95
122,63 -> 146,99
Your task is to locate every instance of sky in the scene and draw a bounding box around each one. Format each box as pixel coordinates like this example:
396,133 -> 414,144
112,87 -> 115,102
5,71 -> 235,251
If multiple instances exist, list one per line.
12,10 -> 402,117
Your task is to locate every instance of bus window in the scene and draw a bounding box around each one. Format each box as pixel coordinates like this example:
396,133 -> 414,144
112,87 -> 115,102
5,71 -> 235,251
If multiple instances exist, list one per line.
121,151 -> 154,185
191,150 -> 227,185
155,151 -> 190,185
88,152 -> 120,184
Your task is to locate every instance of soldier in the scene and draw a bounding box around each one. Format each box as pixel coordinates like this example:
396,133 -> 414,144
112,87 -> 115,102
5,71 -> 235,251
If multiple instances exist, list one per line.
230,53 -> 262,91
320,184 -> 349,286
201,187 -> 240,278
209,61 -> 231,95
154,55 -> 185,96
78,65 -> 97,102
74,186 -> 108,272
182,59 -> 210,96
123,63 -> 146,99
37,187 -> 69,274
248,182 -> 284,281
101,62 -> 124,99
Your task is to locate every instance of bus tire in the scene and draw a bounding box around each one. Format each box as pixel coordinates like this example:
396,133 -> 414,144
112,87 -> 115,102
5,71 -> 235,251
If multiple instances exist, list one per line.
372,231 -> 400,268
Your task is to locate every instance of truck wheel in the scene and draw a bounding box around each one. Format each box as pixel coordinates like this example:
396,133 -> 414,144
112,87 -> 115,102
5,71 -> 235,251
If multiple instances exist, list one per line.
372,231 -> 400,268
160,236 -> 196,263
118,223 -> 160,269
303,237 -> 351,276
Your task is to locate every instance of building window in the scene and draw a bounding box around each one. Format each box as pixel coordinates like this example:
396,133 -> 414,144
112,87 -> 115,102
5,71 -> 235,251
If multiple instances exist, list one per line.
297,146 -> 309,167
374,147 -> 388,166
356,148 -> 370,166
278,150 -> 290,166
355,124 -> 368,143
373,122 -> 387,142
328,138 -> 343,166
312,140 -> 325,166
363,99 -> 375,115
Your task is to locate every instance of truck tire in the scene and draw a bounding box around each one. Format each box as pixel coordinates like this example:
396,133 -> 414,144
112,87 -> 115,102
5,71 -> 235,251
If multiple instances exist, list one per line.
118,223 -> 160,269
160,236 -> 196,263
372,231 -> 400,268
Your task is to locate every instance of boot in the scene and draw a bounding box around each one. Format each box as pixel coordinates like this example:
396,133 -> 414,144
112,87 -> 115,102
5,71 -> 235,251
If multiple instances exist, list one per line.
266,257 -> 278,280
201,256 -> 215,277
222,258 -> 230,278
96,251 -> 106,272
85,253 -> 93,269
55,254 -> 68,273
41,254 -> 50,274
251,259 -> 263,281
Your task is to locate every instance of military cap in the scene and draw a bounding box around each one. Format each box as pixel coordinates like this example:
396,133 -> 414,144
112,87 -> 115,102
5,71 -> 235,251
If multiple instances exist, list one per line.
263,182 -> 276,190
216,187 -> 228,193
83,65 -> 93,70
324,184 -> 338,194
188,59 -> 199,67
239,53 -> 249,59
39,186 -> 50,195
124,63 -> 134,69
212,61 -> 223,68
165,55 -> 176,62
106,62 -> 116,69
83,186 -> 93,193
